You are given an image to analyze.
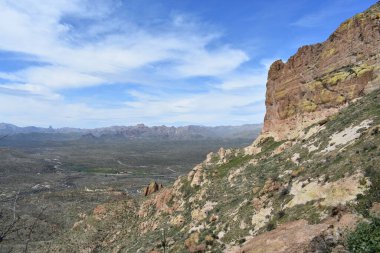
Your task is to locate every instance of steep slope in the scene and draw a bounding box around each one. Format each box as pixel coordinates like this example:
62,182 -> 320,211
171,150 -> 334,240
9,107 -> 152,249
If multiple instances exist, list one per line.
20,3 -> 380,253
263,2 -> 380,140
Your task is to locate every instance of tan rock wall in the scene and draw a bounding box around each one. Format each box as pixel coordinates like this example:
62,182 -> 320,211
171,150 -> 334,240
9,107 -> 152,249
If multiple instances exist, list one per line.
263,4 -> 380,140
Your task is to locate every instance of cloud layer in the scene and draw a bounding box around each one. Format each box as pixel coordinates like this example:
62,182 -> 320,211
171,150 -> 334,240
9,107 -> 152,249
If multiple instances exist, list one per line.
0,0 -> 268,127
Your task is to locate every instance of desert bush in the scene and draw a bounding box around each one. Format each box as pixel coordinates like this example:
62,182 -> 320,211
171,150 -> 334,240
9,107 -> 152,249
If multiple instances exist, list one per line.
346,217 -> 380,253
266,222 -> 276,231
356,167 -> 380,216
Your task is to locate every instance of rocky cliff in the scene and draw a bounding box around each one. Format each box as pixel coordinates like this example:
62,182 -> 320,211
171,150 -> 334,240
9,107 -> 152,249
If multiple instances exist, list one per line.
263,2 -> 380,140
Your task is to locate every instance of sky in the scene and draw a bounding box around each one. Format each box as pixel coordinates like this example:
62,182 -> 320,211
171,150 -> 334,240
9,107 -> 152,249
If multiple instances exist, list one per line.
0,0 -> 377,128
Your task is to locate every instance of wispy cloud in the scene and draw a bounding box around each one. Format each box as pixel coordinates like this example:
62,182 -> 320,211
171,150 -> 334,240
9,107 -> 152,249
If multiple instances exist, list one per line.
0,0 -> 268,127
0,85 -> 266,127
0,0 -> 248,89
291,0 -> 360,28
292,12 -> 333,28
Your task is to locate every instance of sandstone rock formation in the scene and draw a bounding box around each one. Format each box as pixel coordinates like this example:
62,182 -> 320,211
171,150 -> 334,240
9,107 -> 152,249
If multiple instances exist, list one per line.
233,214 -> 359,253
143,181 -> 163,196
263,3 -> 380,140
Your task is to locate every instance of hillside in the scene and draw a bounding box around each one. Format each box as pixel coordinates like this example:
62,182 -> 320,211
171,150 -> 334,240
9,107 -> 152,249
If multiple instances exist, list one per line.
39,88 -> 380,253
0,128 -> 259,253
3,2 -> 380,253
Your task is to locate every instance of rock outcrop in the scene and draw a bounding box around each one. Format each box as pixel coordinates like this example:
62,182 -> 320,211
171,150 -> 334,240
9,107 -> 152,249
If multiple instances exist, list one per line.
233,214 -> 359,253
143,181 -> 163,196
263,2 -> 380,140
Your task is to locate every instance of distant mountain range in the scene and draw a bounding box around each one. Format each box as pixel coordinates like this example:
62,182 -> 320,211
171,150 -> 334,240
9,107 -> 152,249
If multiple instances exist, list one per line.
0,123 -> 262,140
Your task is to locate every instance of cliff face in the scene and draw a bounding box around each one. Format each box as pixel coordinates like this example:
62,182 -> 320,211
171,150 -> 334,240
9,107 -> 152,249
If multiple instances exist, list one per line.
263,2 -> 380,140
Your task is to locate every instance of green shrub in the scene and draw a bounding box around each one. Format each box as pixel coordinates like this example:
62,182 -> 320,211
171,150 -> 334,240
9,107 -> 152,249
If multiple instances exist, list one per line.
355,168 -> 380,216
266,222 -> 276,231
347,217 -> 380,253
217,154 -> 252,178
277,210 -> 286,218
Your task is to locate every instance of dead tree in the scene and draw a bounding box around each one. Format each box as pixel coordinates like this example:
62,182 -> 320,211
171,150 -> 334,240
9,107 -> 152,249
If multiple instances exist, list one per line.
0,191 -> 20,244
22,207 -> 47,253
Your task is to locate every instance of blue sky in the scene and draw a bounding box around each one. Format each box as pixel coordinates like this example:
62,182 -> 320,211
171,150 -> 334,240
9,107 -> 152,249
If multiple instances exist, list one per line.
0,0 -> 377,128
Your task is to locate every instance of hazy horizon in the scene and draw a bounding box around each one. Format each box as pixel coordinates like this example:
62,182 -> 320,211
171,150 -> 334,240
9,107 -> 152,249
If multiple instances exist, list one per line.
0,121 -> 263,129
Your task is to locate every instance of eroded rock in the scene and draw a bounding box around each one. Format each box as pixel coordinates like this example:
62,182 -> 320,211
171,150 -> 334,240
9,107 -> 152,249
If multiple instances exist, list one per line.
143,181 -> 163,196
286,172 -> 369,208
263,4 -> 380,140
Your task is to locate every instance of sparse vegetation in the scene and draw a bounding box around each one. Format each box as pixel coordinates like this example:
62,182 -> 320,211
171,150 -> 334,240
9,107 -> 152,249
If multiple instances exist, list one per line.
217,154 -> 253,178
355,167 -> 380,217
347,217 -> 380,253
0,136 -> 255,251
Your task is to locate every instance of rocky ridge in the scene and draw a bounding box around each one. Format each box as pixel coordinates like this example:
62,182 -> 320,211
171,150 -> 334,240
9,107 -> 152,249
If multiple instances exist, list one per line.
263,2 -> 380,140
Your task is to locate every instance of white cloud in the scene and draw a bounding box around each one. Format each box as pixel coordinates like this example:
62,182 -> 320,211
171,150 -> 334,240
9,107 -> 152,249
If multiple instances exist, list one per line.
0,0 -> 268,127
291,1 -> 355,28
0,83 -> 62,99
0,83 -> 266,127
219,73 -> 266,90
216,59 -> 273,91
0,1 -> 248,90
175,46 -> 249,77
23,67 -> 104,89
292,12 -> 330,28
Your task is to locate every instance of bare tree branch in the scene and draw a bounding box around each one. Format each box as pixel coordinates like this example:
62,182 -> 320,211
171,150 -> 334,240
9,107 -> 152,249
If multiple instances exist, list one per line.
0,215 -> 20,243
12,191 -> 19,221
23,206 -> 47,253
0,192 -> 21,244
